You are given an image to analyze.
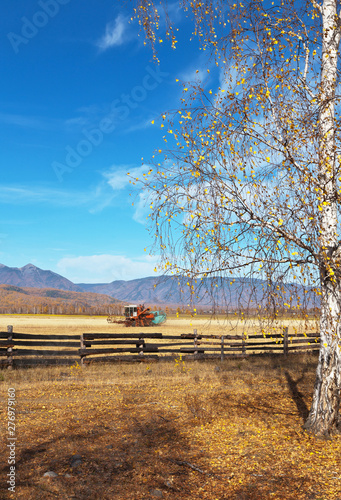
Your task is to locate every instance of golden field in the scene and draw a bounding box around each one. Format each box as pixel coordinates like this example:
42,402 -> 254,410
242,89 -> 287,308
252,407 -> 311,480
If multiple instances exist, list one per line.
1,314 -> 339,500
0,312 -> 319,336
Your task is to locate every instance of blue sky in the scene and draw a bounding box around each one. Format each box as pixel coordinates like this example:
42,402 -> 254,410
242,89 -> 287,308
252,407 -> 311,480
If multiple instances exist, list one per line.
0,0 -> 216,283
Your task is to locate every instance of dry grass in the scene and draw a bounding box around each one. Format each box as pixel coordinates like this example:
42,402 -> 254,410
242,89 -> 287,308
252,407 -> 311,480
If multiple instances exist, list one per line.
0,313 -> 318,336
0,315 -> 340,499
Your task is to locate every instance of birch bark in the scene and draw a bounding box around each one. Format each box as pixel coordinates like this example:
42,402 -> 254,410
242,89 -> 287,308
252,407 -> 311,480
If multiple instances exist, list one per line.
304,0 -> 341,436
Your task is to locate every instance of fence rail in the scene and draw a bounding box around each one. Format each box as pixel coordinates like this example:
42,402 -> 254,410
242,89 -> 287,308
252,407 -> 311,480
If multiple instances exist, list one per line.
0,326 -> 320,368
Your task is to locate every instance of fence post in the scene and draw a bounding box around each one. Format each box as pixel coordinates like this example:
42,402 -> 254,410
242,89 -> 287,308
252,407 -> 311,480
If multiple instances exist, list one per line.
80,334 -> 86,366
139,335 -> 144,357
283,327 -> 289,356
242,334 -> 246,356
221,335 -> 225,362
7,325 -> 13,370
194,329 -> 198,356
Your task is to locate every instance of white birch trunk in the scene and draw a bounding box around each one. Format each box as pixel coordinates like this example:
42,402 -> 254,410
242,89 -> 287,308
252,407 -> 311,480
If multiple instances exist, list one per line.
304,0 -> 341,436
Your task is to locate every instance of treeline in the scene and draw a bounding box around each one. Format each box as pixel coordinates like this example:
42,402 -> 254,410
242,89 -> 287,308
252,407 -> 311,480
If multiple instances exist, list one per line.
0,285 -> 320,317
165,306 -> 320,318
0,285 -> 123,316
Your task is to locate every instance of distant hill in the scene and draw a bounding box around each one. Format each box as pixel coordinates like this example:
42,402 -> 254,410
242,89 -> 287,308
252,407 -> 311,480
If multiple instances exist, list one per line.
0,284 -> 122,315
77,275 -> 318,310
77,276 -> 189,305
0,263 -> 81,291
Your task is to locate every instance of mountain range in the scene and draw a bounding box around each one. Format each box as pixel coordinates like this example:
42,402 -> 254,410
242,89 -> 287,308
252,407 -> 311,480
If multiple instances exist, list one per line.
0,263 -> 81,292
0,263 -> 318,309
0,263 -> 203,306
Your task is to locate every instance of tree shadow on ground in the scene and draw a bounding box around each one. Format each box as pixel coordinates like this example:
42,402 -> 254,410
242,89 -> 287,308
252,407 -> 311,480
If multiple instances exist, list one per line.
0,403 -> 201,500
225,467 -> 322,500
284,369 -> 310,421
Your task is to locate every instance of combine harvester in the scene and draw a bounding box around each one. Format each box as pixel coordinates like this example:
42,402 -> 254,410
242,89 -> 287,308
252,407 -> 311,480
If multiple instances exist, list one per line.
107,304 -> 167,327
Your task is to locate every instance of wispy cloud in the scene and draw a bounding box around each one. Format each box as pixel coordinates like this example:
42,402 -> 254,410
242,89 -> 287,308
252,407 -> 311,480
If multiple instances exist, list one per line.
0,112 -> 61,130
0,219 -> 35,225
64,104 -> 109,132
132,191 -> 154,225
178,51 -> 215,85
0,185 -> 89,207
100,164 -> 154,222
97,15 -> 130,51
124,119 -> 154,134
64,116 -> 90,129
103,164 -> 151,191
179,67 -> 208,84
57,254 -> 159,282
0,163 -> 153,216
0,184 -> 117,213
0,163 -> 150,215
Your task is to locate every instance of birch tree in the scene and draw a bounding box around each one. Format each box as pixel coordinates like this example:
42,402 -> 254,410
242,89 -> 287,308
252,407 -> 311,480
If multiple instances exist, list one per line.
133,0 -> 341,436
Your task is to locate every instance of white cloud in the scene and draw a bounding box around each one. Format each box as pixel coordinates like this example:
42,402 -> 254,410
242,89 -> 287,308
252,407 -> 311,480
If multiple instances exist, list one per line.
179,67 -> 208,84
0,183 -> 117,214
64,104 -> 109,132
64,116 -> 89,129
124,119 -> 154,134
177,51 -> 215,86
103,164 -> 151,191
132,190 -> 157,225
57,254 -> 159,283
97,15 -> 129,51
0,164 -> 153,217
0,112 -> 62,130
0,165 -> 156,218
0,185 -> 89,206
101,164 -> 155,224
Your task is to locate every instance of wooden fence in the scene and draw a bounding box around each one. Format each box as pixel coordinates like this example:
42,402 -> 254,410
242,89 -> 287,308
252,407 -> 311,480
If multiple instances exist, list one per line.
0,326 -> 79,368
0,325 -> 320,368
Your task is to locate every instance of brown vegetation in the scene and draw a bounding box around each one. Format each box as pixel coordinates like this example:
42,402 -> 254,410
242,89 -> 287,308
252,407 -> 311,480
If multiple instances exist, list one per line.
1,354 -> 341,499
0,285 -> 122,316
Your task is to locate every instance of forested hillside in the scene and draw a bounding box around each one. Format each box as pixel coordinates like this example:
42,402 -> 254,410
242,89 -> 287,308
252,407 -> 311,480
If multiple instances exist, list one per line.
0,285 -> 122,315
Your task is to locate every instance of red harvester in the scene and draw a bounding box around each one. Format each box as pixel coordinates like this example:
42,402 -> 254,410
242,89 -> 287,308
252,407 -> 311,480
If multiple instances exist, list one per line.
107,304 -> 167,327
